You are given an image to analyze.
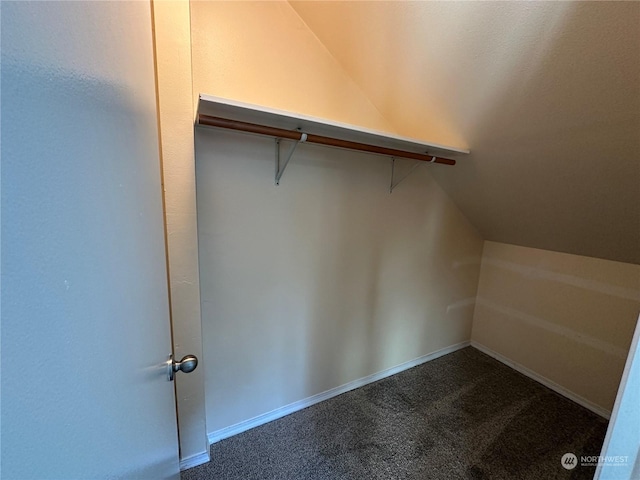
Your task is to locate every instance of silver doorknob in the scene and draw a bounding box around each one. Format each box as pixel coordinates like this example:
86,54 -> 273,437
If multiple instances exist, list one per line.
167,354 -> 198,381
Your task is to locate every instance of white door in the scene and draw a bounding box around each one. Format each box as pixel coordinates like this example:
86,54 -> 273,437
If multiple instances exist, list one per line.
1,2 -> 181,479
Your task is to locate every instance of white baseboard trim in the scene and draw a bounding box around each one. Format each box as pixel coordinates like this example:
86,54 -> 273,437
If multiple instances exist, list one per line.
179,450 -> 211,471
207,341 -> 471,445
470,340 -> 611,420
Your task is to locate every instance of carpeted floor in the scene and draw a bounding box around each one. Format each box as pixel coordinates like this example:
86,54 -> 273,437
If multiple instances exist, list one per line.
182,347 -> 608,480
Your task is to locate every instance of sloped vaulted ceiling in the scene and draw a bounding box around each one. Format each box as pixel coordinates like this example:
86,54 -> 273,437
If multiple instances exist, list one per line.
290,1 -> 640,265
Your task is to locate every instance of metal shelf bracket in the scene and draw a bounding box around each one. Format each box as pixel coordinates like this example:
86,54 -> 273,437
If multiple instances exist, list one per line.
389,155 -> 437,193
275,133 -> 308,185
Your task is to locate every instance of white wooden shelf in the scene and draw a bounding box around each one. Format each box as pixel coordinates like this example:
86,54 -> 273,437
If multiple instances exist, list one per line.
196,94 -> 468,191
197,94 -> 469,158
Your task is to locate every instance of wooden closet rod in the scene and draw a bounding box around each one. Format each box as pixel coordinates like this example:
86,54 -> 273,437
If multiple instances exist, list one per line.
197,114 -> 456,166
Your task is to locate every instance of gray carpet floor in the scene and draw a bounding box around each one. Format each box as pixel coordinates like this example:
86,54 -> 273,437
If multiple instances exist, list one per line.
182,347 -> 608,480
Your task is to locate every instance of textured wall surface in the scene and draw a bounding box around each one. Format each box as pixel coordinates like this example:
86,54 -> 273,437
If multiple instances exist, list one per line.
1,2 -> 179,478
190,0 -> 483,438
291,1 -> 640,264
188,0 -> 639,449
195,129 -> 483,434
190,1 -> 395,133
472,242 -> 640,414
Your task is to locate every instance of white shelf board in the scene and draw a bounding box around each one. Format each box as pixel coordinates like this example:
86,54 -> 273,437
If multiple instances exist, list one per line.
197,94 -> 469,157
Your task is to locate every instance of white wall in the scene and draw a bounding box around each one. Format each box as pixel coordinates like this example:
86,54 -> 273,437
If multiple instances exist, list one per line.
189,0 -> 482,439
472,241 -> 640,415
195,129 -> 483,435
144,0 -> 410,461
187,0 -> 639,449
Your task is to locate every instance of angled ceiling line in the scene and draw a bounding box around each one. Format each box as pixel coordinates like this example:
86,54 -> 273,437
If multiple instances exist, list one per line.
285,0 -> 400,137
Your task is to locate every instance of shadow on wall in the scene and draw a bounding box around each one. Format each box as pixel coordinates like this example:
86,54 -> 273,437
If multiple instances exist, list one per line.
194,127 -> 483,432
300,147 -> 387,393
1,54 -> 174,479
421,2 -> 640,263
419,0 -> 576,202
265,144 -> 480,392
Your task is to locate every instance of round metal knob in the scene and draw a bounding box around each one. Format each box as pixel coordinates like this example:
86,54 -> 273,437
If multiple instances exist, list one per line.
176,355 -> 198,374
167,354 -> 198,381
